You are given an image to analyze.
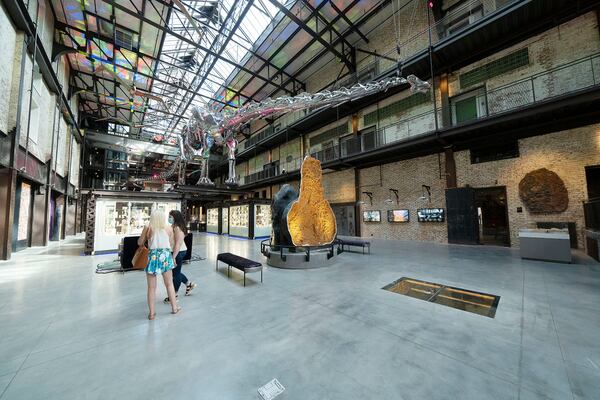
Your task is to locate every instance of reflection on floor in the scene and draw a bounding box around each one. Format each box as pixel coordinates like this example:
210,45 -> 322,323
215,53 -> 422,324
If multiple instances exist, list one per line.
0,234 -> 599,399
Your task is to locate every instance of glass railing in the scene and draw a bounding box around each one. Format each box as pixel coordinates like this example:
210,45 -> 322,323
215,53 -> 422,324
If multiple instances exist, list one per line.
451,53 -> 600,125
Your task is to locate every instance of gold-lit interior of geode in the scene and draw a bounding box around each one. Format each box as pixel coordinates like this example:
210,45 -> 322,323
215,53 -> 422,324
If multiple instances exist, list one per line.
287,156 -> 337,246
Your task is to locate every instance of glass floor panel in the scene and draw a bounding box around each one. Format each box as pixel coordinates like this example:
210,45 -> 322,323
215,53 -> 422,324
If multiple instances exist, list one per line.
382,278 -> 442,301
382,277 -> 500,318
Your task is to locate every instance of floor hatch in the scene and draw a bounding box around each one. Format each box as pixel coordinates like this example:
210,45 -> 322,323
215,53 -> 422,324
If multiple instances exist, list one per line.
382,277 -> 500,318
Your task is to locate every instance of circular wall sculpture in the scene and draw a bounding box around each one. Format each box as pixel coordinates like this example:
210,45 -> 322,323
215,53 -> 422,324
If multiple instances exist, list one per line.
518,168 -> 569,213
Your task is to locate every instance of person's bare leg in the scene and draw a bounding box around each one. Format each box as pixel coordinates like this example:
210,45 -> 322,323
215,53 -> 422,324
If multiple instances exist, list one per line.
162,270 -> 180,314
146,274 -> 157,319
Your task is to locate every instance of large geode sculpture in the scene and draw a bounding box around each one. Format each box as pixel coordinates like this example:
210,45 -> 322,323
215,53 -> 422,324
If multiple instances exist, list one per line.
518,168 -> 569,213
271,156 -> 337,247
271,184 -> 298,247
287,156 -> 337,245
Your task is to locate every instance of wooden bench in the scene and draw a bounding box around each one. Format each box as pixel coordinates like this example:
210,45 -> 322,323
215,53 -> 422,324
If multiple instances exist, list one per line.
337,237 -> 371,254
216,252 -> 263,286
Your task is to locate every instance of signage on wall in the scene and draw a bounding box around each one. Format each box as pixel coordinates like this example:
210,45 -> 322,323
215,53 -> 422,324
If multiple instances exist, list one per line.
417,208 -> 445,222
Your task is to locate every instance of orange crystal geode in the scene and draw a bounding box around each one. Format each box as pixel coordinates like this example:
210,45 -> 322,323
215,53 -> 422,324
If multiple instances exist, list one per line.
286,156 -> 337,246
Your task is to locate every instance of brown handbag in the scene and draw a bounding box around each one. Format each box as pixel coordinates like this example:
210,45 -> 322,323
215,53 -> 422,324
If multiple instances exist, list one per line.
132,246 -> 149,269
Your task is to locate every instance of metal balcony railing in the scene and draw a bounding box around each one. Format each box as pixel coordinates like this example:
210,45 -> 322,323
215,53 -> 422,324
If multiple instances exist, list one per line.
451,53 -> 600,125
238,0 -> 520,154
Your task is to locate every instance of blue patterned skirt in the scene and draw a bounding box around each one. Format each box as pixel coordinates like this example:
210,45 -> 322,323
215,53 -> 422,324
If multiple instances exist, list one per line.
145,248 -> 175,275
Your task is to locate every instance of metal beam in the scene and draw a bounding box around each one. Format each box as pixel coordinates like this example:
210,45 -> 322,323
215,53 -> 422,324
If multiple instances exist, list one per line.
167,0 -> 256,132
328,1 -> 369,43
106,1 -> 295,96
241,0 -> 362,106
266,0 -> 355,72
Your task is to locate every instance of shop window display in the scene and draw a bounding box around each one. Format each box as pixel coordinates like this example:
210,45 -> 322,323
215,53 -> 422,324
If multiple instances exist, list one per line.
94,199 -> 180,252
207,208 -> 220,233
254,204 -> 272,238
230,205 -> 250,237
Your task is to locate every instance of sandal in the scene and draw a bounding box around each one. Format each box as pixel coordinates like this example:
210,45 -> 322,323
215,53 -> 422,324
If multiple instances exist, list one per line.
185,282 -> 197,296
171,307 -> 182,315
163,295 -> 178,304
148,313 -> 156,320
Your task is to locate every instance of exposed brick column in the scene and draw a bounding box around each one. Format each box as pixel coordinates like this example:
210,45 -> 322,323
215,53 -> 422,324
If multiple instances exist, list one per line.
0,168 -> 17,260
445,147 -> 457,189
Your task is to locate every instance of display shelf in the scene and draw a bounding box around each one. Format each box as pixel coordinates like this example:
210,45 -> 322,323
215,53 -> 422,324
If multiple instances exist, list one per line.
93,197 -> 181,252
207,207 -> 220,234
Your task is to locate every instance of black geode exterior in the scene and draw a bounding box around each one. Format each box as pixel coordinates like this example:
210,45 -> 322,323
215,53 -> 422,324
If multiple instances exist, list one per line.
271,184 -> 298,247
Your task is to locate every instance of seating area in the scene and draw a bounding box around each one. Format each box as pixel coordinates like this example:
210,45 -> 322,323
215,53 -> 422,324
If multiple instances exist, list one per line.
337,237 -> 371,255
216,252 -> 263,286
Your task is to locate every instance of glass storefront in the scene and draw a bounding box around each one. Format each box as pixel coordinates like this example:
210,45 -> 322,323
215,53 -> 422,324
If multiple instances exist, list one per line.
94,199 -> 180,252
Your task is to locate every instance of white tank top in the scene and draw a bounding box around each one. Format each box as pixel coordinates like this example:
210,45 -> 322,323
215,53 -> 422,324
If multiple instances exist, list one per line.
148,228 -> 170,250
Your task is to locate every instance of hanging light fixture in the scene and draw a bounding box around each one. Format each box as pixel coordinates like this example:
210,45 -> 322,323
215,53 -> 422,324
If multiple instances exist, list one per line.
358,191 -> 373,206
419,185 -> 432,203
385,188 -> 399,205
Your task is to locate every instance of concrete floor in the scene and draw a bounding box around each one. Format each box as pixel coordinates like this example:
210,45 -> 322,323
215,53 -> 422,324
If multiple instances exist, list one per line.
0,234 -> 599,400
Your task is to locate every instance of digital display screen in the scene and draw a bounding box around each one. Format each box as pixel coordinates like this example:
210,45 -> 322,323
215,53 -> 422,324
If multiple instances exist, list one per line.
363,210 -> 381,222
388,209 -> 409,222
417,208 -> 445,222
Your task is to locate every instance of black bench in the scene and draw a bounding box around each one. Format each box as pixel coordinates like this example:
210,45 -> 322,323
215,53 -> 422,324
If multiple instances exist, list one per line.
337,237 -> 371,254
216,252 -> 263,286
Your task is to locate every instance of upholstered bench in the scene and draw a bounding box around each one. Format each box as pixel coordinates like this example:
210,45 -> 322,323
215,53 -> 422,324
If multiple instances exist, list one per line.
216,252 -> 263,286
337,237 -> 371,254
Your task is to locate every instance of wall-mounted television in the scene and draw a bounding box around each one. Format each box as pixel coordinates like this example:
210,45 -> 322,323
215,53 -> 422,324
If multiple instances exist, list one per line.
363,210 -> 381,222
417,208 -> 445,222
388,209 -> 410,222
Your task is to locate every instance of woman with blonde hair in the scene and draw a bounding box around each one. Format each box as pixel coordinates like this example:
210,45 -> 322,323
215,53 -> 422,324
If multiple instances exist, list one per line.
138,209 -> 181,319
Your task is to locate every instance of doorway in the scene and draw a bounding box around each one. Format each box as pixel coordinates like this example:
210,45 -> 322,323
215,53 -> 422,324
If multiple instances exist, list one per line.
585,166 -> 600,201
331,203 -> 355,236
12,180 -> 33,251
474,187 -> 510,246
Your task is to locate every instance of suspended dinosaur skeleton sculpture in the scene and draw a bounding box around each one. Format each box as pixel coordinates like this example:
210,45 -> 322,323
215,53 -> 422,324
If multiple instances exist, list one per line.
173,74 -> 430,186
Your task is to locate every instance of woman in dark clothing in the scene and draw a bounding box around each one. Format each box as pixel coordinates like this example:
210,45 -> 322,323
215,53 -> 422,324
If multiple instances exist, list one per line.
164,210 -> 196,303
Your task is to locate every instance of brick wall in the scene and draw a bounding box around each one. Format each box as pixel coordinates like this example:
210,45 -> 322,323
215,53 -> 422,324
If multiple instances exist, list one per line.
357,154 -> 448,242
455,124 -> 600,249
322,169 -> 356,204
0,3 -> 18,135
447,12 -> 600,99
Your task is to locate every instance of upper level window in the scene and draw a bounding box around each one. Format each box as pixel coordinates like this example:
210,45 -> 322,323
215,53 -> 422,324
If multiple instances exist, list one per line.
450,87 -> 487,125
444,0 -> 484,36
470,141 -> 519,164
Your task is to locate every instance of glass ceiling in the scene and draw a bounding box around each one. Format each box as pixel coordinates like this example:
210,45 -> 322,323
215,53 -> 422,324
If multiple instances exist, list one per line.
51,0 -> 388,151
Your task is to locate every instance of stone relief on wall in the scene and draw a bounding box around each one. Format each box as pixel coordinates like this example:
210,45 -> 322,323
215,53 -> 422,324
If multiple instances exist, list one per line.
518,168 -> 569,213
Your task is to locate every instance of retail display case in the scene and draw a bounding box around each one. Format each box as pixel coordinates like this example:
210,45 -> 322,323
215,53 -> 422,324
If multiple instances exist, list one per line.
207,207 -> 221,234
229,204 -> 250,237
227,199 -> 272,239
93,196 -> 181,252
221,206 -> 229,235
254,203 -> 272,238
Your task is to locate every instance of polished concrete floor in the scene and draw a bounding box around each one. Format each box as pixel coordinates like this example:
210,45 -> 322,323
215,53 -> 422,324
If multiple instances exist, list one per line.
1,234 -> 599,400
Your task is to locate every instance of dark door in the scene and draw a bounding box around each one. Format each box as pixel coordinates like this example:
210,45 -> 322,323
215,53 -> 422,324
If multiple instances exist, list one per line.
474,187 -> 510,246
331,204 -> 355,236
585,166 -> 600,201
446,187 -> 479,245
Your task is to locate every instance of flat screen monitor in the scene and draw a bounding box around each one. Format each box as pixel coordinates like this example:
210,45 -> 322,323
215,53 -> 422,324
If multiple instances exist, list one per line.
417,208 -> 445,222
363,210 -> 381,222
388,209 -> 409,222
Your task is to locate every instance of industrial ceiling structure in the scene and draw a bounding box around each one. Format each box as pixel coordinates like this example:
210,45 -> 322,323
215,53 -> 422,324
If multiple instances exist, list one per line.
50,0 -> 408,175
